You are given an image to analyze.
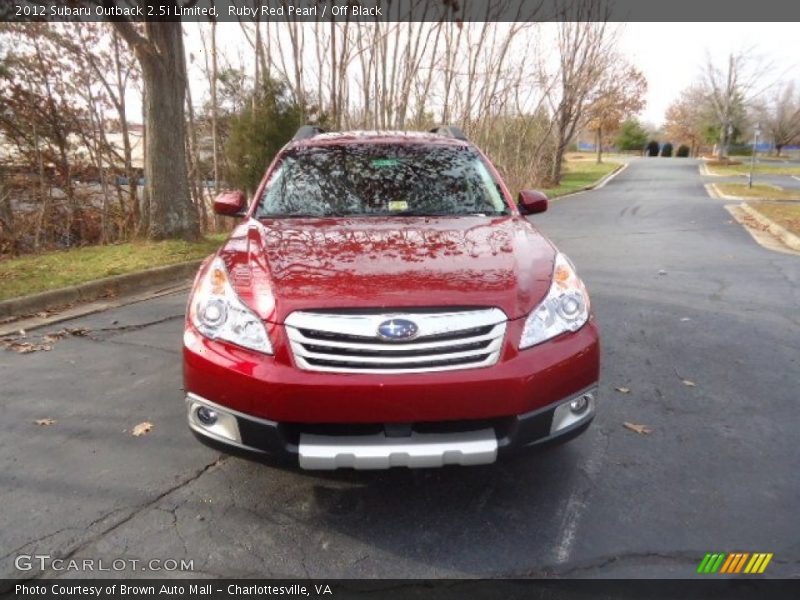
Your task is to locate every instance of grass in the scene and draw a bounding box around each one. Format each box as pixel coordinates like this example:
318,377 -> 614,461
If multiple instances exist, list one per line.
540,156 -> 621,198
751,155 -> 800,162
0,234 -> 226,301
706,162 -> 800,177
716,183 -> 800,201
750,203 -> 800,236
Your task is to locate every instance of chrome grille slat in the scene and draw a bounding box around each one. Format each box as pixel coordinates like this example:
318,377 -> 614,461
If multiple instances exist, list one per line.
297,324 -> 495,345
301,339 -> 492,357
295,337 -> 503,365
285,309 -> 507,374
289,324 -> 504,352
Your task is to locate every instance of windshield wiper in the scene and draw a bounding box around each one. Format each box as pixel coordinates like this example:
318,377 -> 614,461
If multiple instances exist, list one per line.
259,212 -> 346,219
384,210 -> 455,217
384,210 -> 506,217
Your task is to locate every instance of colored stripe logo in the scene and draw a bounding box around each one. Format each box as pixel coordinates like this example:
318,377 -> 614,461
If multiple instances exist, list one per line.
697,552 -> 773,574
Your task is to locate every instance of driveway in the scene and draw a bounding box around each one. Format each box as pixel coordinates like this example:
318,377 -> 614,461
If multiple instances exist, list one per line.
1,158 -> 798,579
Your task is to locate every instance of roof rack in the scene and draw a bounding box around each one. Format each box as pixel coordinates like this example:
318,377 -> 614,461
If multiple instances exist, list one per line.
292,125 -> 327,141
429,125 -> 468,141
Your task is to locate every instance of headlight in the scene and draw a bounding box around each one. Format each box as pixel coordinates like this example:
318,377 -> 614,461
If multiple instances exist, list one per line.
189,257 -> 273,354
519,252 -> 590,349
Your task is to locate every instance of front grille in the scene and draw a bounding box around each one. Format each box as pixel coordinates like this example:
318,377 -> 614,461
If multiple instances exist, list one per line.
284,308 -> 507,374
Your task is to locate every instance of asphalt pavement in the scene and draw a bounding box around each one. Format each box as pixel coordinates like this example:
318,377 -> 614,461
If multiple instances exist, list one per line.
1,158 -> 798,579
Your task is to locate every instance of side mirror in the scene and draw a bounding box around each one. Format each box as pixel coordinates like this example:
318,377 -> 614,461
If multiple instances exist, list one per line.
213,190 -> 247,216
517,190 -> 548,215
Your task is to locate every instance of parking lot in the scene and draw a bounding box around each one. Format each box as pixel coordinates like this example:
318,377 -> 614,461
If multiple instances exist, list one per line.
2,158 -> 798,579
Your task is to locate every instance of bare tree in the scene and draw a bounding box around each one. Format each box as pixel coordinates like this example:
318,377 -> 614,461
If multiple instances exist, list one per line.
663,85 -> 715,157
111,16 -> 199,241
763,82 -> 800,156
544,2 -> 614,184
0,23 -> 86,247
63,24 -> 142,237
583,60 -> 647,163
702,49 -> 769,160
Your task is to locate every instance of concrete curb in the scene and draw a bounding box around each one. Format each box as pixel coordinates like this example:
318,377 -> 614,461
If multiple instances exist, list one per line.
725,204 -> 800,257
708,182 -> 800,253
549,162 -> 627,201
739,203 -> 800,252
592,161 -> 628,190
699,162 -> 747,178
705,183 -> 740,200
705,183 -> 721,199
0,260 -> 203,319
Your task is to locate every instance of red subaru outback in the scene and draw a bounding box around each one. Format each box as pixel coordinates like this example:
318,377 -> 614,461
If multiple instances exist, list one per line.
183,126 -> 599,470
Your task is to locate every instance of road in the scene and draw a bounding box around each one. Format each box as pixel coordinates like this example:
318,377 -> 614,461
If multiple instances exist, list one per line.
1,158 -> 798,579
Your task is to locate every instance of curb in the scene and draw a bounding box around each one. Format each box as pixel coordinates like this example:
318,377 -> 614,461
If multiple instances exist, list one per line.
699,162 -> 747,178
705,183 -> 739,200
0,260 -> 203,319
739,203 -> 800,252
592,162 -> 628,190
705,183 -> 721,199
725,204 -> 800,257
549,162 -> 627,200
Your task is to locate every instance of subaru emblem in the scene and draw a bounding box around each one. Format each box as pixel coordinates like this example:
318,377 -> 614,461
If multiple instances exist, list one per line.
377,318 -> 419,341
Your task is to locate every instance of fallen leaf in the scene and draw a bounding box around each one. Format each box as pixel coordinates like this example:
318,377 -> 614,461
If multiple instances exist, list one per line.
44,327 -> 90,343
36,311 -> 48,318
1,341 -> 52,353
623,422 -> 652,435
682,379 -> 696,387
65,327 -> 90,336
131,421 -> 153,437
615,387 -> 631,394
34,418 -> 56,426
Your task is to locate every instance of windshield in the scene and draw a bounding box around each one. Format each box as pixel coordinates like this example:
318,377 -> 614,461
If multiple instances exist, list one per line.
256,143 -> 509,218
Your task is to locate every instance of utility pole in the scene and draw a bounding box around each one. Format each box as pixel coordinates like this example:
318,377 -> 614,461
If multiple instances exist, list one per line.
748,123 -> 760,189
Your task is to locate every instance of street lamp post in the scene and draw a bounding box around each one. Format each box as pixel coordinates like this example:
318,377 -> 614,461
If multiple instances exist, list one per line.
748,124 -> 761,189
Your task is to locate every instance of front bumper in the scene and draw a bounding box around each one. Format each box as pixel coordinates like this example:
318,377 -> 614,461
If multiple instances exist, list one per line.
183,319 -> 600,423
186,386 -> 597,470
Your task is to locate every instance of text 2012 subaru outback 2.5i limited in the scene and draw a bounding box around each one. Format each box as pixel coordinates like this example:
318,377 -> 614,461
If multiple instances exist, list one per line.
183,126 -> 599,470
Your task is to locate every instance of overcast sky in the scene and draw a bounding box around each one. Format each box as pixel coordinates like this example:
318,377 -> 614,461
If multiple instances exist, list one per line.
618,22 -> 800,126
178,22 -> 800,128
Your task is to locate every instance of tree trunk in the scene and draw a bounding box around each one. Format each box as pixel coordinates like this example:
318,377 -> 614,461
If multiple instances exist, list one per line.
596,126 -> 603,164
139,23 -> 199,241
112,29 -> 139,235
139,87 -> 150,236
717,127 -> 726,160
0,175 -> 15,255
551,143 -> 566,185
185,83 -> 208,233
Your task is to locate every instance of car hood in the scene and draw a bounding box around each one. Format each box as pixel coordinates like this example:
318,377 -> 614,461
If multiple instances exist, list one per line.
219,216 -> 556,323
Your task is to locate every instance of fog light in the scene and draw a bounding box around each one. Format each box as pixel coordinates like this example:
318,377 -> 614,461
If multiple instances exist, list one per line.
569,395 -> 590,414
196,406 -> 218,426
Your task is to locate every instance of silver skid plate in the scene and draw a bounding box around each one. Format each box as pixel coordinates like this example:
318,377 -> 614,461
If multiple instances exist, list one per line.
299,429 -> 498,470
